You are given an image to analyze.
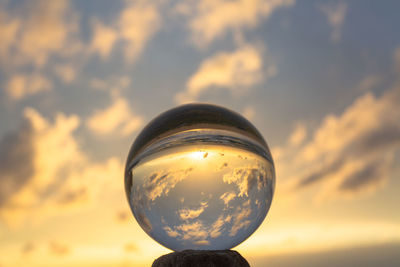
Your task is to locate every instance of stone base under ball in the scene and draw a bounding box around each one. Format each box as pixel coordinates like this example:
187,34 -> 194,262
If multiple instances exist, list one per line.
152,249 -> 250,267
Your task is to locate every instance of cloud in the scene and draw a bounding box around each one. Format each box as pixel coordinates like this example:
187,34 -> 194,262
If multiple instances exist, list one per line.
161,198 -> 254,244
57,187 -> 88,206
142,167 -> 193,202
89,75 -> 131,92
210,214 -> 232,238
178,221 -> 209,242
220,192 -> 236,205
176,44 -> 274,103
229,200 -> 252,236
178,201 -> 208,220
164,226 -> 180,238
289,123 -> 307,147
276,81 -> 400,200
0,119 -> 34,207
242,106 -> 256,121
89,0 -> 161,62
320,2 -> 347,43
90,19 -> 118,59
0,0 -> 80,68
53,64 -> 76,84
86,95 -> 143,137
0,108 -> 123,225
357,75 -> 381,92
275,46 -> 400,196
118,0 -> 161,62
178,0 -> 295,47
298,89 -> 400,194
223,164 -> 270,197
5,73 -> 52,100
0,7 -> 20,60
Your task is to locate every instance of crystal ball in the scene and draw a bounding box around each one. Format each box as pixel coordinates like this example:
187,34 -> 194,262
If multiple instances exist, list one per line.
125,104 -> 275,251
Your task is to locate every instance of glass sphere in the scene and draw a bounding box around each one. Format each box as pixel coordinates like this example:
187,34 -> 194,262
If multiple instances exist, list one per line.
125,104 -> 275,251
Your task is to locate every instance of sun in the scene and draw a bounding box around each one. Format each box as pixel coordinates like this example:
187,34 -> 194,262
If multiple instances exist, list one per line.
188,151 -> 208,160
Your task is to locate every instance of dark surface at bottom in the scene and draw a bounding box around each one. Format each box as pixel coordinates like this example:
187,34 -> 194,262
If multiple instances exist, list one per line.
152,249 -> 250,267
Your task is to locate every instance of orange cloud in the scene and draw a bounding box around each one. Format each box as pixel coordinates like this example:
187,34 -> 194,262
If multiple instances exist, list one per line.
276,83 -> 400,200
0,0 -> 80,67
176,44 -> 274,103
289,123 -> 307,147
0,108 -> 123,226
0,7 -> 20,60
53,64 -> 76,84
90,19 -> 118,59
5,73 -> 52,100
179,0 -> 295,47
86,95 -> 143,137
89,0 -> 161,62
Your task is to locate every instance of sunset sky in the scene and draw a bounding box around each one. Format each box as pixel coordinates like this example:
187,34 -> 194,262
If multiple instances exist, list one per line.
0,0 -> 400,266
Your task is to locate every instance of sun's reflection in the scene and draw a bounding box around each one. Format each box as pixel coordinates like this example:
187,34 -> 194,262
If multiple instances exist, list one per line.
187,151 -> 209,161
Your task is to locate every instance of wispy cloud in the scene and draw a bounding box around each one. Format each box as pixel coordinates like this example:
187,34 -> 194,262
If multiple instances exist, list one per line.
320,2 -> 348,43
229,200 -> 252,236
276,81 -> 400,201
357,74 -> 381,92
296,87 -> 400,197
288,123 -> 307,147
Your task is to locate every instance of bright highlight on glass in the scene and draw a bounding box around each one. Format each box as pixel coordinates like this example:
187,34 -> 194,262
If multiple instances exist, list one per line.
125,104 -> 275,251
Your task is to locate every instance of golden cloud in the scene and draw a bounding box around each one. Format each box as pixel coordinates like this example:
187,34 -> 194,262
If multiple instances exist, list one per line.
86,95 -> 143,137
276,82 -> 400,200
0,108 -> 124,226
223,164 -> 269,197
89,0 -> 161,62
0,0 -> 80,67
90,18 -> 118,59
176,44 -> 273,103
5,73 -> 52,100
181,0 -> 295,47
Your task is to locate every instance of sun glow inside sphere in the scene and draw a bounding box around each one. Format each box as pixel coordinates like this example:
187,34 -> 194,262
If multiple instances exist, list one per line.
125,104 -> 275,251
